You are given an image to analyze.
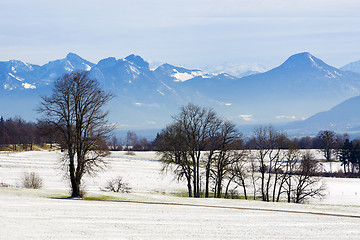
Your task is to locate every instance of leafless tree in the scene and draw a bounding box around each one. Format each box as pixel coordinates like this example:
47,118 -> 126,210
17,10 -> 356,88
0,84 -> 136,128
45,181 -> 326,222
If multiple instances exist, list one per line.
110,135 -> 121,151
210,121 -> 244,198
227,150 -> 249,199
38,71 -> 113,198
174,103 -> 219,198
317,130 -> 336,172
292,152 -> 326,203
157,103 -> 221,198
126,131 -> 137,148
157,122 -> 193,197
104,176 -> 131,193
280,146 -> 301,203
252,126 -> 287,202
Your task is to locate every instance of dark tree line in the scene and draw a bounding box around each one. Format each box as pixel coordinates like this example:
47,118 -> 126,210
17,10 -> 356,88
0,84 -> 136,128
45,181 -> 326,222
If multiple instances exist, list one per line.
0,116 -> 54,150
337,138 -> 360,176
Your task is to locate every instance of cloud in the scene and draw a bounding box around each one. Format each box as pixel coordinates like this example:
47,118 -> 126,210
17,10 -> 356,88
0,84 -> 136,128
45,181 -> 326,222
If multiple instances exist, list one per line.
275,115 -> 296,120
239,114 -> 254,121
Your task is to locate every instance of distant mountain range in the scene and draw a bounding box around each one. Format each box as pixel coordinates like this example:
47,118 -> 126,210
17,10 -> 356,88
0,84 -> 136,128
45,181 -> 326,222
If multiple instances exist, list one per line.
283,95 -> 360,136
1,52 -> 360,137
201,63 -> 267,78
341,60 -> 360,73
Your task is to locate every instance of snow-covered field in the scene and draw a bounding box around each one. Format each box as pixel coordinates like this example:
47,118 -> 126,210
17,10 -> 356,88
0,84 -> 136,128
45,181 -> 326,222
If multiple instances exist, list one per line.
1,151 -> 360,239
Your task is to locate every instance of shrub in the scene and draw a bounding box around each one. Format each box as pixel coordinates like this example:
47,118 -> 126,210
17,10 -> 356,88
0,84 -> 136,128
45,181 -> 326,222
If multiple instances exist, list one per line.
103,176 -> 131,193
125,151 -> 135,156
22,172 -> 43,189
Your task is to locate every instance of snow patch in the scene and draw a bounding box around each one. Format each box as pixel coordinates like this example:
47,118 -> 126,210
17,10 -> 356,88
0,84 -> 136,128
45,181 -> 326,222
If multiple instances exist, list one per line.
172,69 -> 205,82
129,65 -> 140,75
160,81 -> 173,91
21,60 -> 33,70
83,64 -> 92,71
8,73 -> 24,82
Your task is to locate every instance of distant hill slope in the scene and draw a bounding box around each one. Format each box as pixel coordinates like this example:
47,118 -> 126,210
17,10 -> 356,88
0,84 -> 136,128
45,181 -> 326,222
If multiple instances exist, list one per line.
341,60 -> 360,73
283,95 -> 360,136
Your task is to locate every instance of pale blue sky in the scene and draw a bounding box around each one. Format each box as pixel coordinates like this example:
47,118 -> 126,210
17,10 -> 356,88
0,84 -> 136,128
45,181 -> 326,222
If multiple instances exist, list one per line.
0,0 -> 359,69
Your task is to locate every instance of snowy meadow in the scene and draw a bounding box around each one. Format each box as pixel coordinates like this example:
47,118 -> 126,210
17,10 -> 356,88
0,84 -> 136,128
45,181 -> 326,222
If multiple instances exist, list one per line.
1,150 -> 360,239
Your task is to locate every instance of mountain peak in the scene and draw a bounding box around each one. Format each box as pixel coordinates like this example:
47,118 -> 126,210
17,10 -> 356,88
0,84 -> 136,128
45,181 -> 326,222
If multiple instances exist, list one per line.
279,52 -> 332,71
125,54 -> 149,69
97,57 -> 117,67
66,52 -> 81,59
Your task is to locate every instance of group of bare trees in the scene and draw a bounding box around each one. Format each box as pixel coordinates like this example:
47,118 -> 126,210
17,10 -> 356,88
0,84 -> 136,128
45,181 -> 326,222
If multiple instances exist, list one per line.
249,126 -> 325,203
155,104 -> 243,198
156,105 -> 326,203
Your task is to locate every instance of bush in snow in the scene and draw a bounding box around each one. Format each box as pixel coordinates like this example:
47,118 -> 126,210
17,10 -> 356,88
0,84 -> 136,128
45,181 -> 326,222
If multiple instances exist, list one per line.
103,176 -> 131,193
22,172 -> 43,189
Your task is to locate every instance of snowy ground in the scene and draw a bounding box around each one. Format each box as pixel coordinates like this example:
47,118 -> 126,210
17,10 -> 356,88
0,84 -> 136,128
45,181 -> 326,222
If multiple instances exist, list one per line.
1,151 -> 360,239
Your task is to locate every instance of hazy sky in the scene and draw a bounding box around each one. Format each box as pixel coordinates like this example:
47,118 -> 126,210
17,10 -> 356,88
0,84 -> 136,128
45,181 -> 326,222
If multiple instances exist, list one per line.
1,0 -> 359,69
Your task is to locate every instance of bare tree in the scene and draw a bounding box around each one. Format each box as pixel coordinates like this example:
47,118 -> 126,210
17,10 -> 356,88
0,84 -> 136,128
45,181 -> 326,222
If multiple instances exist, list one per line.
110,135 -> 120,151
156,122 -> 193,197
252,126 -> 287,202
157,103 -> 221,198
38,71 -> 113,198
210,121 -> 243,198
228,150 -> 249,199
292,152 -> 326,203
104,176 -> 131,193
317,130 -> 336,173
174,103 -> 219,198
281,146 -> 302,203
126,130 -> 137,151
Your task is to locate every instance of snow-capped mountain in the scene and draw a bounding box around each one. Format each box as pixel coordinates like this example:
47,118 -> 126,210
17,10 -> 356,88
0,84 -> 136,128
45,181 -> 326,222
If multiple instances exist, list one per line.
341,60 -> 360,73
202,63 -> 267,78
154,63 -> 214,82
0,53 -> 96,92
1,52 -> 360,135
215,52 -> 360,124
38,53 -> 95,83
0,60 -> 40,91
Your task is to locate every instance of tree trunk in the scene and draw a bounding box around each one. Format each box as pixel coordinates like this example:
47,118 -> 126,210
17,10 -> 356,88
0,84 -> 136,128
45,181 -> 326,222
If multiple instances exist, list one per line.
205,166 -> 210,198
187,177 -> 192,197
69,151 -> 80,198
241,177 -> 247,200
196,158 -> 200,197
193,159 -> 197,198
216,175 -> 222,198
224,175 -> 234,198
